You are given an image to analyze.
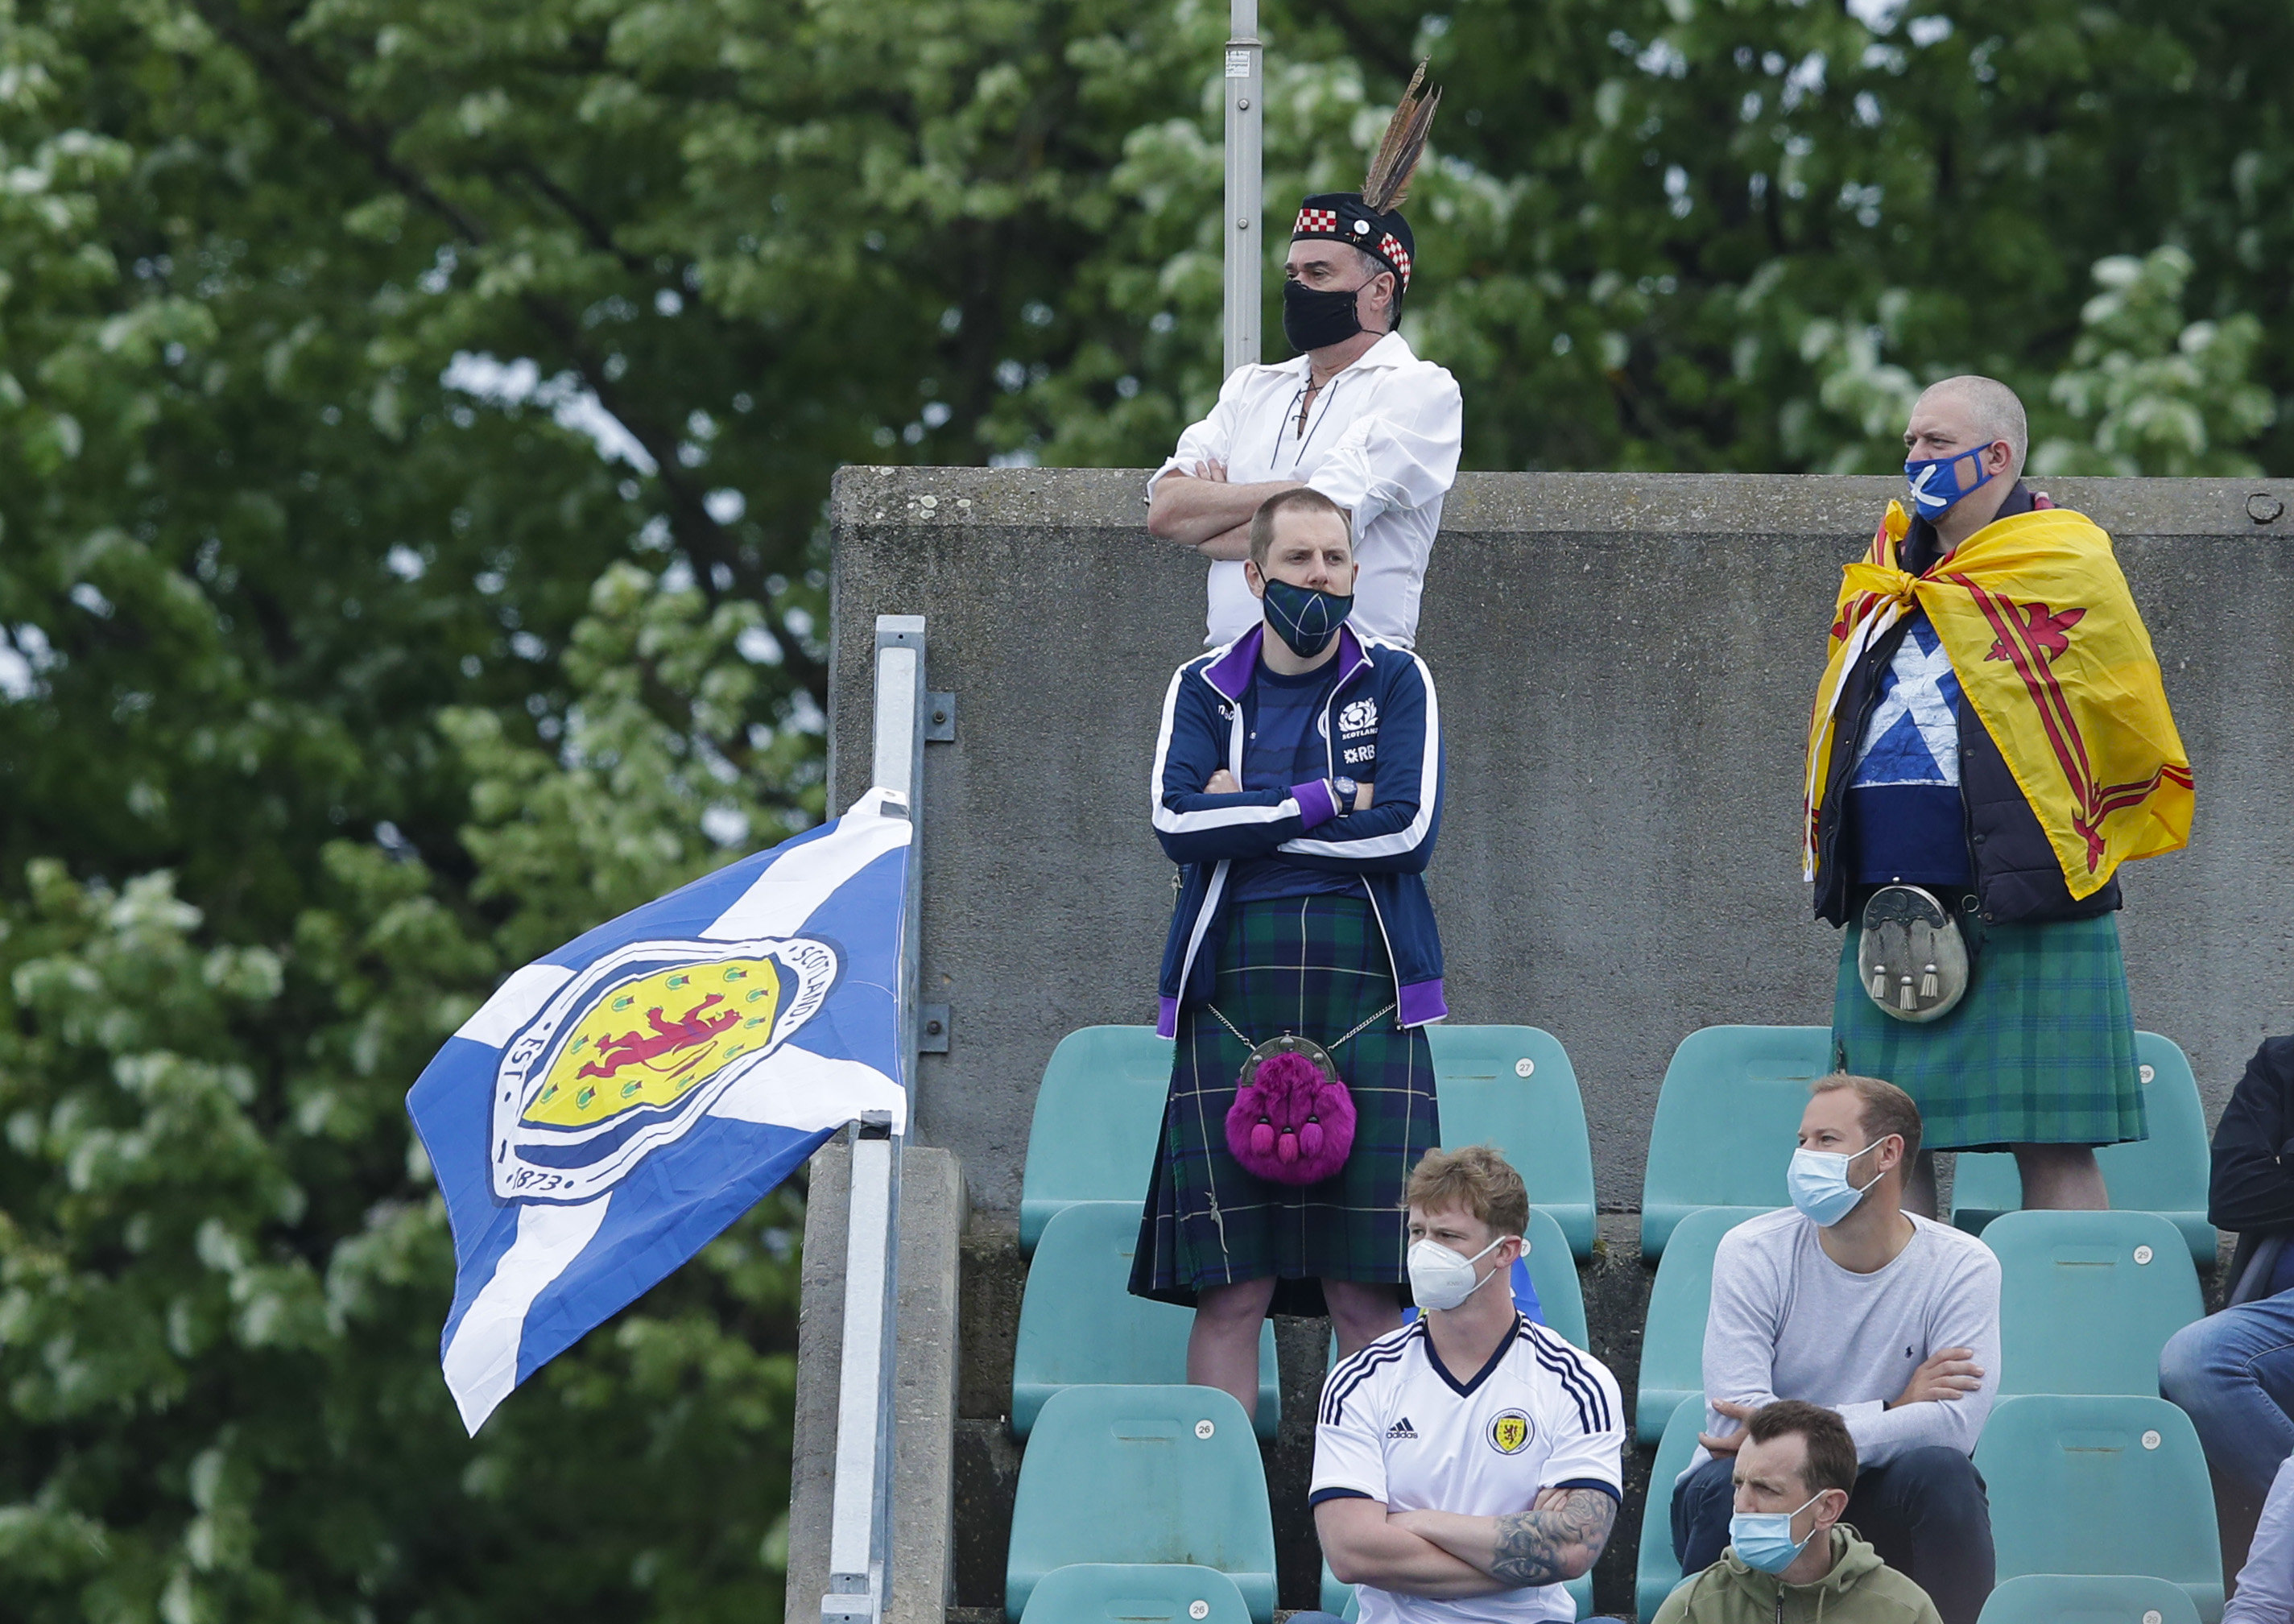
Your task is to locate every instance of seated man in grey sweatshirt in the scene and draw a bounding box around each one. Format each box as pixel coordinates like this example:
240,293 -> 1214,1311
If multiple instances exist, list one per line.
2228,1453 -> 2294,1624
1671,1074 -> 2001,1624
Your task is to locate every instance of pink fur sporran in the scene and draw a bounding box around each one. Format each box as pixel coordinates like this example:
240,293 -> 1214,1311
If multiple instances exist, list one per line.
1225,1048 -> 1356,1185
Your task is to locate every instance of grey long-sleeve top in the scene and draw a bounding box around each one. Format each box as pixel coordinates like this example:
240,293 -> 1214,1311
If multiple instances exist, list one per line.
1691,1209 -> 2003,1472
2228,1455 -> 2294,1623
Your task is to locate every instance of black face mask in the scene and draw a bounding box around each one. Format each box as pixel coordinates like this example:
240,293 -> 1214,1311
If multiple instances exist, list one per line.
1282,277 -> 1368,353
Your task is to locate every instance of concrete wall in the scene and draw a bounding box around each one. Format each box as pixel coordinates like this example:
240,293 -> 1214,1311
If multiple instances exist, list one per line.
827,468 -> 2294,1215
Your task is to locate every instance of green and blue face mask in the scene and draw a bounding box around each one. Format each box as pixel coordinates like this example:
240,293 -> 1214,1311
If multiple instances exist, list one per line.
1260,576 -> 1354,658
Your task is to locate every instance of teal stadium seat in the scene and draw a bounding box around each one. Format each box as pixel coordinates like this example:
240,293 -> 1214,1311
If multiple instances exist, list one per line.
1019,1027 -> 1172,1255
1427,1026 -> 1598,1258
1953,1032 -> 2217,1264
1006,1385 -> 1277,1623
1641,1026 -> 1833,1260
1636,1208 -> 1777,1443
1974,1395 -> 2223,1622
1016,1563 -> 1255,1624
1515,1206 -> 1590,1350
1976,1574 -> 2203,1624
1636,1393 -> 1709,1616
1985,1209 -> 2202,1397
1011,1202 -> 1279,1440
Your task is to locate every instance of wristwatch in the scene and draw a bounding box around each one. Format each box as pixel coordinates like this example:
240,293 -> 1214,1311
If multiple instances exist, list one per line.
1333,776 -> 1360,806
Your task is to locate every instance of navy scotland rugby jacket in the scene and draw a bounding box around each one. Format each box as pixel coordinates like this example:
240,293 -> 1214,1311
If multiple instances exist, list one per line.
1150,623 -> 1445,1036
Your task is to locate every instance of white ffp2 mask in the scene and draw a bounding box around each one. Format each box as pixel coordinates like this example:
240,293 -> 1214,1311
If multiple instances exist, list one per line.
1407,1234 -> 1515,1312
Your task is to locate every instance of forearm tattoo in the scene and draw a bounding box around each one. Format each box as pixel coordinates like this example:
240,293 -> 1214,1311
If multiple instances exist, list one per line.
1487,1490 -> 1618,1585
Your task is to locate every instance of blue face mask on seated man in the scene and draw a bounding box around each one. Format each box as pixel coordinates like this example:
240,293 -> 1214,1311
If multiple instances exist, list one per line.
1786,1139 -> 1887,1228
1260,575 -> 1354,659
1729,1490 -> 1826,1574
1903,441 -> 2003,519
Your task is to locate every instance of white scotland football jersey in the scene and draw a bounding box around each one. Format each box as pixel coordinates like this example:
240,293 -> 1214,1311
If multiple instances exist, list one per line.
1311,1316 -> 1625,1624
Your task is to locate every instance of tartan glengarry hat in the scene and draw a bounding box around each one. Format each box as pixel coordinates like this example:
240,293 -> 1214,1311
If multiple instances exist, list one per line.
1290,62 -> 1440,294
1291,195 -> 1416,291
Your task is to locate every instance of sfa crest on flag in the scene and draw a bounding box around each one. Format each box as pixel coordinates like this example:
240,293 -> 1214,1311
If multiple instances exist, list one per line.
407,787 -> 912,1433
492,936 -> 840,1203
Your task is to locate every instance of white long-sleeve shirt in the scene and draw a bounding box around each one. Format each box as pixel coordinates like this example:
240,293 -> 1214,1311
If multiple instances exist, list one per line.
1692,1209 -> 2003,1472
1149,329 -> 1462,648
2229,1454 -> 2294,1623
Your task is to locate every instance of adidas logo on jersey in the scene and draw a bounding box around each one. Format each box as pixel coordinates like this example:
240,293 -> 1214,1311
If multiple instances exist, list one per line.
1386,1416 -> 1418,1440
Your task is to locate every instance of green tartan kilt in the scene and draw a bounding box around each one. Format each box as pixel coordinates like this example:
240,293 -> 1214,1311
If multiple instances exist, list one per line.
1831,910 -> 2148,1151
1130,893 -> 1438,1316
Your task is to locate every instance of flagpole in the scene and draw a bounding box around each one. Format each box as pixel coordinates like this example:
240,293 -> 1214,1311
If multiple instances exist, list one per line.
1223,0 -> 1263,378
824,614 -> 928,1624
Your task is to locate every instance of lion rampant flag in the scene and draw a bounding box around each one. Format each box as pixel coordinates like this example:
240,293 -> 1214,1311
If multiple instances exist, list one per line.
1803,501 -> 2193,897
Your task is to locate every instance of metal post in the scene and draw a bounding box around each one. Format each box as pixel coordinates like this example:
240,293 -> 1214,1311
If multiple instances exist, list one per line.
1222,0 -> 1263,378
825,614 -> 928,1624
871,617 -> 928,1072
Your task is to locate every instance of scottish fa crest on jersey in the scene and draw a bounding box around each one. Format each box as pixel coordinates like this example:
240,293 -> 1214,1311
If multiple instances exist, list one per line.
1488,1408 -> 1534,1455
1338,697 -> 1378,735
490,936 -> 840,1203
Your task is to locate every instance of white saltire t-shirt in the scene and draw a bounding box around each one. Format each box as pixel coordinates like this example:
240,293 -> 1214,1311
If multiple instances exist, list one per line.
1311,1316 -> 1626,1623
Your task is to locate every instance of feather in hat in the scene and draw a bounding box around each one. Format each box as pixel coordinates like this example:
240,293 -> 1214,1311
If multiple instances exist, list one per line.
1362,60 -> 1442,213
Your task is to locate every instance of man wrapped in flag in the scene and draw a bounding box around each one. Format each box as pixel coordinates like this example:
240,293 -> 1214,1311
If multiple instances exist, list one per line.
407,787 -> 912,1432
1802,376 -> 2193,1217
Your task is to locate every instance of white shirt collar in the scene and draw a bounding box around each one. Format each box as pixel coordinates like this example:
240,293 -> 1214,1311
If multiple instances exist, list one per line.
1272,327 -> 1418,378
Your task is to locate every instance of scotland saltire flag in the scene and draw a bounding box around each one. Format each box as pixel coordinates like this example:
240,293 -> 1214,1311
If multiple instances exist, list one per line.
1850,619 -> 1965,791
407,787 -> 911,1433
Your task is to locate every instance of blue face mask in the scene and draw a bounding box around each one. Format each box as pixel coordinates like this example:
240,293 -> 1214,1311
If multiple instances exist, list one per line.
1730,1490 -> 1826,1574
1260,575 -> 1354,658
1786,1138 -> 1886,1228
1903,443 -> 2003,519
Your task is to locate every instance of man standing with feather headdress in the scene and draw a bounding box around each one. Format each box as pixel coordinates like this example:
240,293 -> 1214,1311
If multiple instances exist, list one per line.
1149,64 -> 1462,652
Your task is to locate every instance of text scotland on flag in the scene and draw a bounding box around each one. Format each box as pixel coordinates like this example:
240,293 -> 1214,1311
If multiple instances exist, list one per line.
407,787 -> 912,1433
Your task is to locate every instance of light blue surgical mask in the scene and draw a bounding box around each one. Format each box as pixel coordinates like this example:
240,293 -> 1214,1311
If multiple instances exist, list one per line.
1787,1138 -> 1887,1228
1729,1490 -> 1826,1574
1903,443 -> 2003,519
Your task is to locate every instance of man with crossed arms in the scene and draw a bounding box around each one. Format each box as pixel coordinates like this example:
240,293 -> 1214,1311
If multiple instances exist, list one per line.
1147,68 -> 1461,651
1305,1146 -> 1626,1623
1675,1075 -> 1999,1624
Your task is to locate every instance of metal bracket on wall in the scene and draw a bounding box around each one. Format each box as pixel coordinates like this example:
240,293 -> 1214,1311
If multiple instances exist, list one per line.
924,692 -> 957,742
918,1005 -> 951,1053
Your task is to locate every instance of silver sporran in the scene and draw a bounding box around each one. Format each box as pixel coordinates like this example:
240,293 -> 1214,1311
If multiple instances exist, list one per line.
1859,884 -> 1970,1023
1238,1031 -> 1340,1089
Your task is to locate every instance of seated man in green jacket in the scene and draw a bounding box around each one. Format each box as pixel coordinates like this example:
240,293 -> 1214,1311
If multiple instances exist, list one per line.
1657,1401 -> 1942,1624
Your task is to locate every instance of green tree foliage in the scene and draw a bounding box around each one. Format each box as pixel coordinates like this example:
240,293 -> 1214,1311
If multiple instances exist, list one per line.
2034,246 -> 2275,476
1,568 -> 804,1624
1071,0 -> 2292,477
0,0 -> 2288,1618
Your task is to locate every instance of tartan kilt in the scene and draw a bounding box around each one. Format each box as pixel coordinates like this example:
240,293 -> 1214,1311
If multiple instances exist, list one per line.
1130,892 -> 1438,1316
1831,910 -> 2148,1151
